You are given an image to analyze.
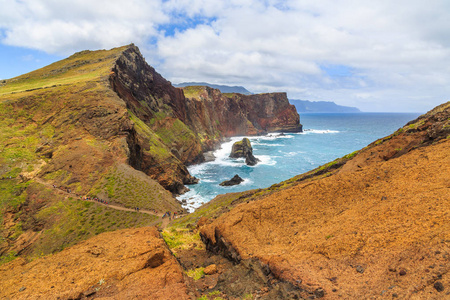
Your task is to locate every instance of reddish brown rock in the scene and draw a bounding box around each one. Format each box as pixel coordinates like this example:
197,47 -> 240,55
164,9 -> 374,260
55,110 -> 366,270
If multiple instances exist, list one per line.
204,264 -> 218,275
0,227 -> 190,300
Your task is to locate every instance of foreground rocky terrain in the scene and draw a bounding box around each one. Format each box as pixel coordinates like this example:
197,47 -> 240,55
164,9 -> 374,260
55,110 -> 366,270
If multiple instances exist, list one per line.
198,102 -> 450,299
0,227 -> 190,299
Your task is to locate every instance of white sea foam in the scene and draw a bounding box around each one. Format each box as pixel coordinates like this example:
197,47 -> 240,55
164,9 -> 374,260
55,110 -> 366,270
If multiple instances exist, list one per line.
255,155 -> 277,166
200,179 -> 217,183
284,151 -> 303,157
254,143 -> 284,147
177,190 -> 212,212
299,129 -> 340,134
241,178 -> 253,185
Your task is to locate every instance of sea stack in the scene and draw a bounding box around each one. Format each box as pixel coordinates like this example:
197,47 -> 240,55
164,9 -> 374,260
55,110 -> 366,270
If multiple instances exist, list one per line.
229,138 -> 260,166
219,174 -> 244,186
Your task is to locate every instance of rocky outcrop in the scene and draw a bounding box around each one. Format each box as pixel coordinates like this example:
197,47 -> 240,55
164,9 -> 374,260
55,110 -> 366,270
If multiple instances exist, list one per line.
110,45 -> 203,193
183,86 -> 302,145
0,227 -> 190,299
199,102 -> 450,299
219,175 -> 244,186
229,138 -> 259,166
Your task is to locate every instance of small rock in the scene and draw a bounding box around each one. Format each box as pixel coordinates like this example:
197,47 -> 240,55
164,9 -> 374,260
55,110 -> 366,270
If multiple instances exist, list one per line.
399,269 -> 407,276
434,281 -> 444,292
19,287 -> 26,292
356,265 -> 365,273
392,293 -> 398,298
314,288 -> 325,298
204,264 -> 218,275
388,266 -> 397,272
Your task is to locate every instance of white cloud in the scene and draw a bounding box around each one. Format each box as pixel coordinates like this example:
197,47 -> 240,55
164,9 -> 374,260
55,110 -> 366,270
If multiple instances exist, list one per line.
0,0 -> 167,54
1,0 -> 450,111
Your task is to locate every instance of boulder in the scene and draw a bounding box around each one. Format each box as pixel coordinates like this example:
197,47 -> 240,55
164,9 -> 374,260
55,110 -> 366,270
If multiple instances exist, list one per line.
220,175 -> 244,186
204,264 -> 218,275
229,138 -> 260,166
245,154 -> 259,166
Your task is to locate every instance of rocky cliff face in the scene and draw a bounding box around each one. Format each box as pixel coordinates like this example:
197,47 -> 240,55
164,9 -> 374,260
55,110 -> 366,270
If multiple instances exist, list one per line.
109,45 -> 301,191
183,86 -> 302,148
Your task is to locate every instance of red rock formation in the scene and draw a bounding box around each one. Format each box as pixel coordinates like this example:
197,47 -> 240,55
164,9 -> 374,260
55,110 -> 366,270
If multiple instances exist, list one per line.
183,86 -> 302,148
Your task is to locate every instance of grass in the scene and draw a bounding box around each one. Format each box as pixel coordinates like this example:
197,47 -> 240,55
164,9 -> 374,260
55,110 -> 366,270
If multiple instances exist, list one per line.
154,118 -> 198,149
129,111 -> 173,160
29,183 -> 158,258
0,180 -> 159,264
89,164 -> 178,212
186,267 -> 205,280
0,46 -> 127,96
0,251 -> 17,265
182,86 -> 207,98
161,227 -> 204,253
0,45 -> 187,265
0,178 -> 30,222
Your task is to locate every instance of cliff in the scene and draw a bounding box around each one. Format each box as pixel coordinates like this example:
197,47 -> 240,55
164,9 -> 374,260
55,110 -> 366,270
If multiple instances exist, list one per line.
197,102 -> 450,299
182,86 -> 302,148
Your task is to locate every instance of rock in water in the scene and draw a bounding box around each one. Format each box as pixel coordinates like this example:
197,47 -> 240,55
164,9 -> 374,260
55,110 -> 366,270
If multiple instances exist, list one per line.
220,175 -> 244,186
245,154 -> 259,166
229,138 -> 260,166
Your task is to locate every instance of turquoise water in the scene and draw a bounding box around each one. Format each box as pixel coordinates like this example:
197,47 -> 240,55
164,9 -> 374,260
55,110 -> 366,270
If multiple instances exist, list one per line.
179,113 -> 421,211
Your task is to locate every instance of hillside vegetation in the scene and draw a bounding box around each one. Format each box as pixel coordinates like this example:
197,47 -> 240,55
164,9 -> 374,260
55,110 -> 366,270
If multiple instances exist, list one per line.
0,46 -> 180,262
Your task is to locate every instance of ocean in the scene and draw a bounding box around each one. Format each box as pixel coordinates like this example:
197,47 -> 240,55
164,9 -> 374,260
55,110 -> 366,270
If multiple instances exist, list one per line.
178,113 -> 422,211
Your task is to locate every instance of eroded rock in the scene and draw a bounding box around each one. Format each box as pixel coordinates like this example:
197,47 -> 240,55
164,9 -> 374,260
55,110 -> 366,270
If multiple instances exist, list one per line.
229,138 -> 260,166
220,175 -> 244,186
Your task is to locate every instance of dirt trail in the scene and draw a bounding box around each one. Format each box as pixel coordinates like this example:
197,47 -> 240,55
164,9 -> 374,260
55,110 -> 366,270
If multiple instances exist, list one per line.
32,177 -> 182,228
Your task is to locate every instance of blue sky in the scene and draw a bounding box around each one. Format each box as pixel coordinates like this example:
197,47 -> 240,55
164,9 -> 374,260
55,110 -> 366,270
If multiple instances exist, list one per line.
1,0 -> 450,112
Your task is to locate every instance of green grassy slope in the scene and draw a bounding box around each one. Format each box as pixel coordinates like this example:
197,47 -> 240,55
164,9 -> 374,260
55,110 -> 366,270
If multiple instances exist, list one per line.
0,45 -> 183,264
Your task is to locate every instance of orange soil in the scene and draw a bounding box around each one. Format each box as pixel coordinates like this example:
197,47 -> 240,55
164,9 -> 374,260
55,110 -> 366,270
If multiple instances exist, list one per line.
201,139 -> 450,299
0,227 -> 190,299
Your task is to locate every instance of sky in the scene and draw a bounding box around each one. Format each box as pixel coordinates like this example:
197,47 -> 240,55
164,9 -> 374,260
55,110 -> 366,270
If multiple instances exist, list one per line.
1,0 -> 450,112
